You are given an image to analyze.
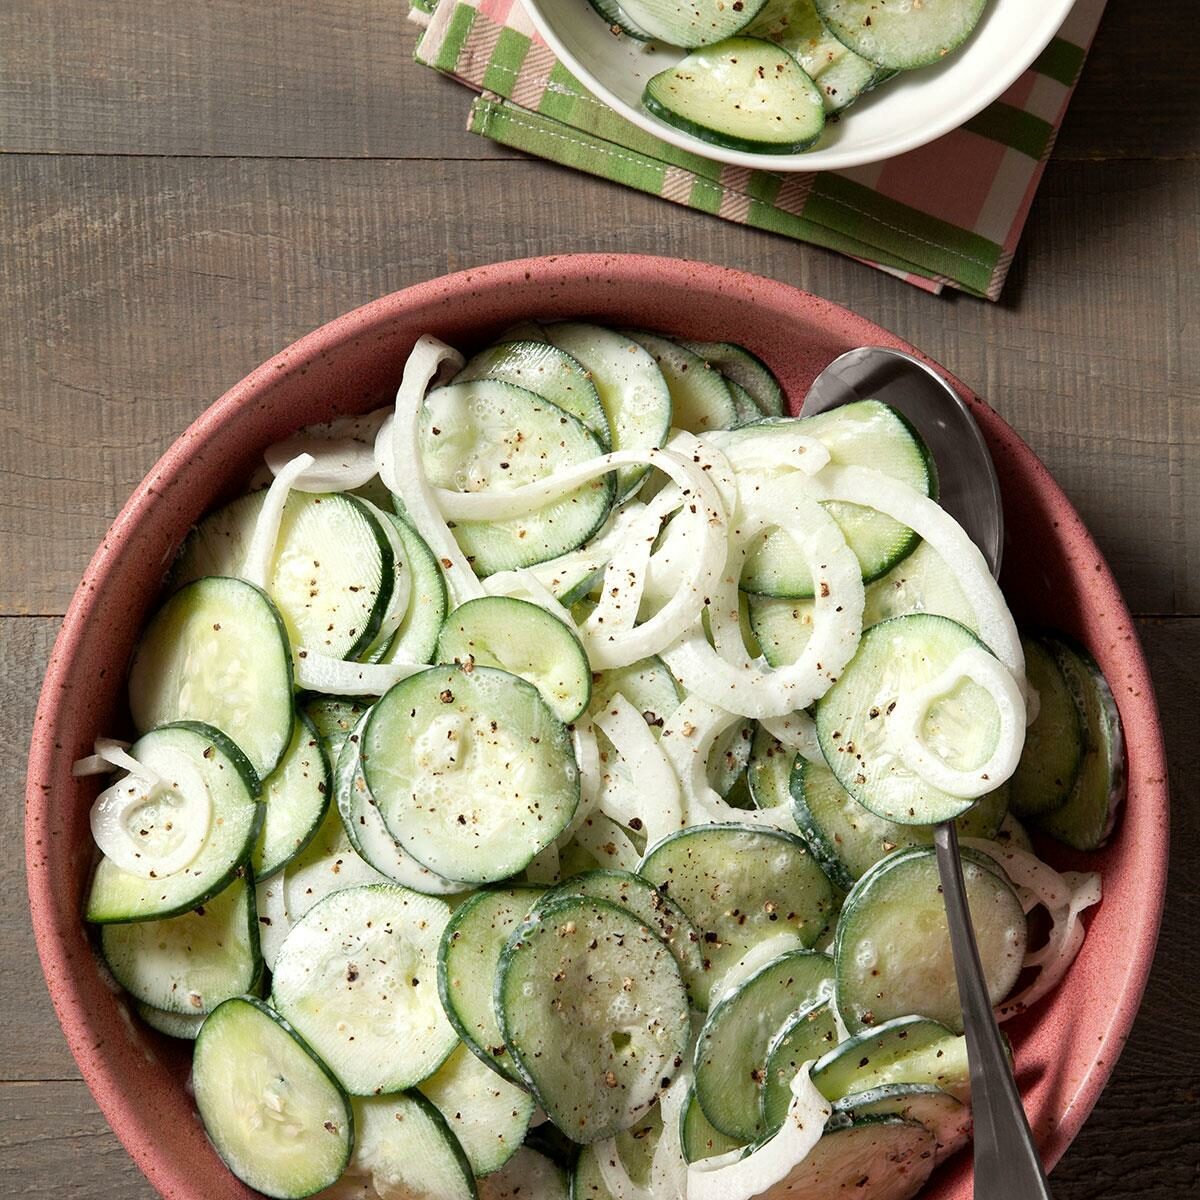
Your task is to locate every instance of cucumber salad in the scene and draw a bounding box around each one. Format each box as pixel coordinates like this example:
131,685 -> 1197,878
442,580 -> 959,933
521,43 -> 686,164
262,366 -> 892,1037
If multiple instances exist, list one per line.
75,323 -> 1123,1200
594,0 -> 989,154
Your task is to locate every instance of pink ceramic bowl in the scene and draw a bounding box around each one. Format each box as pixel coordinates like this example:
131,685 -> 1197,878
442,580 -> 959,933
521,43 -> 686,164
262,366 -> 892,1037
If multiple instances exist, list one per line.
27,254 -> 1167,1200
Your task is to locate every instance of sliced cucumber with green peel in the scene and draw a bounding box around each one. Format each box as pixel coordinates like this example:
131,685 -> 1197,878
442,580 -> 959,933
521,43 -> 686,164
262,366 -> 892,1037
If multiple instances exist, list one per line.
376,514 -> 448,667
86,723 -> 262,924
644,39 -> 825,157
625,332 -> 739,434
420,378 -> 615,576
1034,636 -> 1126,850
725,402 -> 934,598
100,873 -> 259,1014
541,868 -> 708,1008
791,756 -> 1009,891
481,1147 -> 569,1199
302,695 -> 372,761
455,339 -> 610,448
639,824 -> 834,1007
832,1084 -> 971,1164
193,996 -> 352,1199
437,595 -> 592,723
1010,634 -> 1084,818
438,885 -> 546,1083
746,723 -> 796,810
679,341 -> 785,417
363,665 -> 579,883
815,0 -> 987,70
343,1090 -> 476,1200
694,947 -> 834,1141
571,1107 -> 662,1198
834,847 -> 1027,1034
727,381 -> 762,425
542,322 -> 672,498
760,999 -> 840,1134
681,1086 -> 746,1163
815,613 -> 1007,826
589,655 -> 683,729
129,576 -> 294,781
812,1014 -> 964,1101
418,1042 -> 536,1177
497,895 -> 691,1143
254,711 -> 330,879
586,0 -> 653,39
706,717 -> 755,799
745,0 -> 893,112
614,0 -> 767,47
270,883 -> 457,1095
135,1002 -> 207,1040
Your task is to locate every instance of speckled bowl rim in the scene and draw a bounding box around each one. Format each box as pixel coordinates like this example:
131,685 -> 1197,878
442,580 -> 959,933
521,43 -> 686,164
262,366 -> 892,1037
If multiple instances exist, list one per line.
26,253 -> 1168,1200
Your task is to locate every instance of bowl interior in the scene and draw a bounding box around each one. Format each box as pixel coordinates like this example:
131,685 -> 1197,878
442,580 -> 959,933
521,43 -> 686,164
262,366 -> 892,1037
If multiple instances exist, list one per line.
524,0 -> 1076,170
27,254 -> 1166,1200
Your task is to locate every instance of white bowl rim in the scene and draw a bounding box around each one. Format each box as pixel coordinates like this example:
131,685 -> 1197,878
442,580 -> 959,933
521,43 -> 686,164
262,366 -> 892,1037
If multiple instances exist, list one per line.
523,0 -> 1079,171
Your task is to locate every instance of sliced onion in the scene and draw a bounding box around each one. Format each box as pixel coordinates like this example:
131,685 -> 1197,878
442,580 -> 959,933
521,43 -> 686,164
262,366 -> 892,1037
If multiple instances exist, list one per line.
663,479 -> 864,719
687,1065 -> 831,1200
570,811 -> 642,872
483,567 -> 579,634
295,648 -> 426,696
240,452 -> 315,588
524,840 -> 562,885
651,1071 -> 691,1200
90,748 -> 211,879
889,646 -> 1026,800
558,716 -> 602,843
593,694 -> 683,849
760,713 -> 822,764
255,875 -> 293,974
595,1139 -> 654,1200
521,500 -> 649,601
582,500 -> 662,639
704,426 -> 831,476
382,335 -> 481,606
73,738 -> 145,779
264,407 -> 391,493
708,933 -> 812,1008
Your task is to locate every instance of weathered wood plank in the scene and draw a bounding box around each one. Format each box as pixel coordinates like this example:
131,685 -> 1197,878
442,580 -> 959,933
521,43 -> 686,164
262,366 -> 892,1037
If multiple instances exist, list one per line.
2,154 -> 1195,617
0,0 -> 1195,162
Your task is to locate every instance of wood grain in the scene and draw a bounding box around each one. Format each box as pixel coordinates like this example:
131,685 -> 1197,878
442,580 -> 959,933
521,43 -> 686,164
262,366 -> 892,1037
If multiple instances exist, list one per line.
1,1 -> 1195,162
3,154 -> 1197,616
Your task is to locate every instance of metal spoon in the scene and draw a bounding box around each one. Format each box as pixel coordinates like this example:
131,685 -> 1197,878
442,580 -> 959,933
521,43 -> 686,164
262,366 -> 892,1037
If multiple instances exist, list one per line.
802,346 -> 1051,1200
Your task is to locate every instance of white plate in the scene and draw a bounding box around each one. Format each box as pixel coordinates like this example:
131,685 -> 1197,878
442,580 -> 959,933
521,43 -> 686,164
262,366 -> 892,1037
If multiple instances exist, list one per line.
523,0 -> 1077,171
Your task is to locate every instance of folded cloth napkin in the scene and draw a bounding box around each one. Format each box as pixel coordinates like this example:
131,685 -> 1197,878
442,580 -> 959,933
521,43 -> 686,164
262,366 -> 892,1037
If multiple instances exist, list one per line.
412,0 -> 1105,299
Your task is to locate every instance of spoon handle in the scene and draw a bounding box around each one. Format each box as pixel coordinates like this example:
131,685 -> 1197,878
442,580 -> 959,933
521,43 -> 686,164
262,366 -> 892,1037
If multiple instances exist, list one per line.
932,821 -> 1052,1200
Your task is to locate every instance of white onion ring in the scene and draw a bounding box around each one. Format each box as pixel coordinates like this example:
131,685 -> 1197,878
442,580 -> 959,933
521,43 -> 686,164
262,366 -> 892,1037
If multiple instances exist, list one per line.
570,812 -> 642,872
73,738 -> 145,779
760,713 -> 822,763
704,426 -> 831,476
265,407 -> 390,492
889,646 -> 1026,799
294,648 -> 426,696
241,452 -> 315,588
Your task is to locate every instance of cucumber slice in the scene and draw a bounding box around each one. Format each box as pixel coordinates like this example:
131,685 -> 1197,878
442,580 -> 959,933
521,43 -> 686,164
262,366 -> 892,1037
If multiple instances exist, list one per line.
586,0 -> 653,40
342,1091 -> 476,1200
832,1084 -> 970,1164
745,0 -> 892,112
437,596 -> 592,723
726,380 -> 762,426
812,1015 -> 959,1099
86,723 -> 262,924
1009,634 -> 1084,818
302,695 -> 372,761
254,711 -> 331,879
129,576 -> 294,781
333,715 -> 466,895
135,1002 -> 206,1040
270,883 -> 458,1095
362,665 -> 579,883
589,656 -> 683,729
193,996 -> 352,1199
724,403 -> 934,599
542,323 -> 672,499
791,756 -> 1009,891
694,948 -> 834,1141
1034,636 -> 1126,850
613,0 -> 766,47
100,873 -> 259,1014
678,341 -> 785,417
706,717 -> 755,799
455,340 -> 610,448
638,824 -> 834,1007
834,847 -> 1027,1034
760,999 -> 840,1134
681,1087 -> 745,1163
748,537 -> 977,668
377,515 -> 448,667
814,613 -> 1006,826
437,886 -> 546,1084
624,332 -> 739,434
418,1043 -> 536,1177
497,895 -> 691,1143
480,1147 -> 569,1199
644,39 -> 825,157
815,0 -> 987,70
746,724 -> 795,809
541,868 -> 708,1009
569,1108 -> 661,1197
420,378 -> 614,577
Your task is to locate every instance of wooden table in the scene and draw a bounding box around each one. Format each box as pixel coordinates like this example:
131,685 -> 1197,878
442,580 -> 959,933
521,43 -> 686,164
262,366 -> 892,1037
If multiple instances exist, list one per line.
2,1 -> 1197,1195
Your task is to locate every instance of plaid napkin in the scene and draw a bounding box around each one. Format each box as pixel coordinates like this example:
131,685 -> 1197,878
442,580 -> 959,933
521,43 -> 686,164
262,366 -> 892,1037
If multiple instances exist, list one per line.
412,0 -> 1105,299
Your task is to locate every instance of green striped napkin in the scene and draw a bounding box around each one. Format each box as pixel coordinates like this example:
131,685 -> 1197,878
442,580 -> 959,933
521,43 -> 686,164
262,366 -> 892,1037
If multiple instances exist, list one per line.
412,0 -> 1104,298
